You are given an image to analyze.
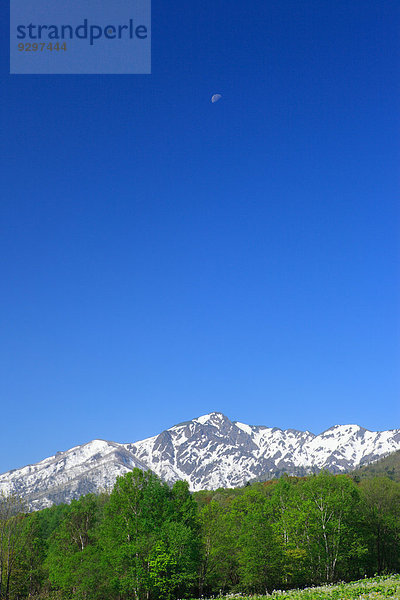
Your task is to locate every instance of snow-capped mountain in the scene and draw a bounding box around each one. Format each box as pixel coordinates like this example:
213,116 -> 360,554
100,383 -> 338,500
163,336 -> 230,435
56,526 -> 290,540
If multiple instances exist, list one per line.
0,440 -> 148,511
125,413 -> 400,489
1,412 -> 400,510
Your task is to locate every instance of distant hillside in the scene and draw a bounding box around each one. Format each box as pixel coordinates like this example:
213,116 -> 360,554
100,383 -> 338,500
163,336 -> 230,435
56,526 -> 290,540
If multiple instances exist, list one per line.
352,449 -> 400,482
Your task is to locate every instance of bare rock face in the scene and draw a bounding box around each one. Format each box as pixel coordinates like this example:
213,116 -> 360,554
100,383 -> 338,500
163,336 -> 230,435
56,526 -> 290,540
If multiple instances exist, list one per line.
1,413 -> 400,510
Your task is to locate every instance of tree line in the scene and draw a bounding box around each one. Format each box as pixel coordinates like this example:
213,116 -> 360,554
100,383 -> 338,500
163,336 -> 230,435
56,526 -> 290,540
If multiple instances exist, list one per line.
0,469 -> 399,600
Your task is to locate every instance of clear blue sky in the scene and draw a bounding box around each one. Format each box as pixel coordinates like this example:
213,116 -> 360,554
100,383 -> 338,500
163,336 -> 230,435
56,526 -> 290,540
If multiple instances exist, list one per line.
1,0 -> 399,474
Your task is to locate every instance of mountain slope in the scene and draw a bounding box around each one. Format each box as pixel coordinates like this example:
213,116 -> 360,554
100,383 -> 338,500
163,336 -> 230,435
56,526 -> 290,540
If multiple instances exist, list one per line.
352,448 -> 400,482
1,412 -> 399,509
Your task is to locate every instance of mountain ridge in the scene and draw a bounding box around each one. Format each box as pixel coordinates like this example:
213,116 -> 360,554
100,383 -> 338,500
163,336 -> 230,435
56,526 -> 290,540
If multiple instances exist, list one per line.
1,412 -> 399,510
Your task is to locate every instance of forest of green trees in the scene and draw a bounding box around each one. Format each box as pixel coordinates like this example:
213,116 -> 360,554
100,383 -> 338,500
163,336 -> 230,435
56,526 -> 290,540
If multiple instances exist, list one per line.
0,469 -> 399,600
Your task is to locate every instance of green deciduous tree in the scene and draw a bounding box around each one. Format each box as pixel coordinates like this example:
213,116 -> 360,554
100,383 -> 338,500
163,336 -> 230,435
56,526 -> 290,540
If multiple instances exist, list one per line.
298,473 -> 364,583
0,493 -> 27,600
360,476 -> 400,575
234,488 -> 282,594
99,469 -> 200,600
199,499 -> 238,595
46,493 -> 104,600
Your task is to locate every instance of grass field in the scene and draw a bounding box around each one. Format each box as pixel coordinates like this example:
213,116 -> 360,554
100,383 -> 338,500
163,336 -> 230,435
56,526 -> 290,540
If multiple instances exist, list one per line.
193,575 -> 400,599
